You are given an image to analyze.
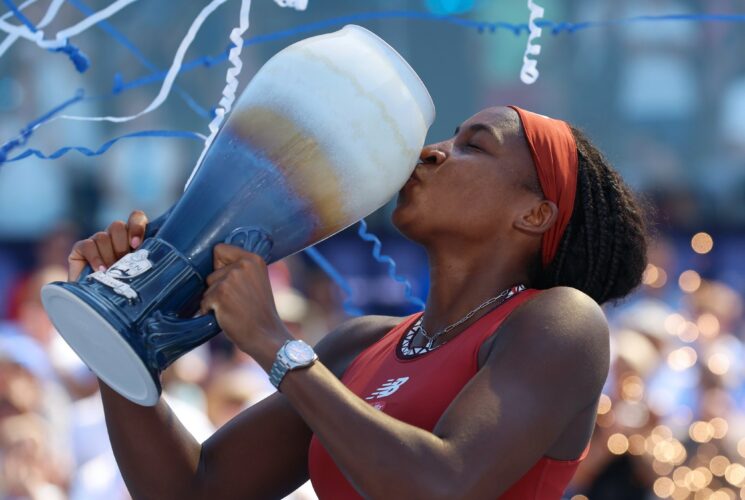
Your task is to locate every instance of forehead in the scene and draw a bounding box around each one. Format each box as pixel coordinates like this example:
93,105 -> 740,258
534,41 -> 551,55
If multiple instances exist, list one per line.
460,106 -> 522,137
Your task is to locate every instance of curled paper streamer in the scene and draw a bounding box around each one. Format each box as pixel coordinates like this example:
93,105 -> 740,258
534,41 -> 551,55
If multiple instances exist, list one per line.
185,0 -> 308,189
520,0 -> 544,85
186,0 -> 252,190
357,220 -> 425,310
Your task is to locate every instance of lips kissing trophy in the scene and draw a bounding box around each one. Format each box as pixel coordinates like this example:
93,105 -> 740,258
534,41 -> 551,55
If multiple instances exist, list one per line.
40,25 -> 435,406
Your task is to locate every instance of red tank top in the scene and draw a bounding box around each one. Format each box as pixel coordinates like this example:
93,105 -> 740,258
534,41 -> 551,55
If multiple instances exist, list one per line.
307,288 -> 589,499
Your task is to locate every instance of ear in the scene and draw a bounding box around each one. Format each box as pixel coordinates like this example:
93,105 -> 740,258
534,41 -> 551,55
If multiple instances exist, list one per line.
514,199 -> 558,236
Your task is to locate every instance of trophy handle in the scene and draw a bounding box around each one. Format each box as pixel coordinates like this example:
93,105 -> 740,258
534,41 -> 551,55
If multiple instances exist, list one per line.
77,205 -> 175,282
143,227 -> 274,371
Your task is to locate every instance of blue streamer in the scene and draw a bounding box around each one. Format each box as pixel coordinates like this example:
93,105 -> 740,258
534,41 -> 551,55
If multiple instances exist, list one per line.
2,129 -> 203,162
3,0 -> 38,32
65,0 -> 209,118
50,40 -> 90,72
357,219 -> 425,310
303,247 -> 364,317
114,11 -> 745,93
3,0 -> 90,72
0,89 -> 86,165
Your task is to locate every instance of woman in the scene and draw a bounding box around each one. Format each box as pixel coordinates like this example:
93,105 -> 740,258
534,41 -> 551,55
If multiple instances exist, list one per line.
68,105 -> 648,499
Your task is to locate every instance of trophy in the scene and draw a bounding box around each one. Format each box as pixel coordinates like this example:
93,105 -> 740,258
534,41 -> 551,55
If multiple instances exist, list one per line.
40,25 -> 435,406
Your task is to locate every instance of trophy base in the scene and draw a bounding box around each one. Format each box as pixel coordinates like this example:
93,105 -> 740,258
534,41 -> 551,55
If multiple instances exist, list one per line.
41,285 -> 161,406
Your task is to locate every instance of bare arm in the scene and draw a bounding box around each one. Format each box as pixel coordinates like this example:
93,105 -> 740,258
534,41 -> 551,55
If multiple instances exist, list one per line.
99,315 -> 394,500
68,210 -> 396,499
237,286 -> 610,499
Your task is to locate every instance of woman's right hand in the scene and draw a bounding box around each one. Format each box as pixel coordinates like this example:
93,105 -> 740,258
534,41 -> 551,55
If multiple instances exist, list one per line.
67,210 -> 149,282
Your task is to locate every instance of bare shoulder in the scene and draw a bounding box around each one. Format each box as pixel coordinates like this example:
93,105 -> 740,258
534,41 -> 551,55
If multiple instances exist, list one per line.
314,315 -> 403,378
491,286 -> 610,401
514,286 -> 608,334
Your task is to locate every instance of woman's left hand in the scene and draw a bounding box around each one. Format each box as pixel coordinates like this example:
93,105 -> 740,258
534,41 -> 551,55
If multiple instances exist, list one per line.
199,243 -> 292,361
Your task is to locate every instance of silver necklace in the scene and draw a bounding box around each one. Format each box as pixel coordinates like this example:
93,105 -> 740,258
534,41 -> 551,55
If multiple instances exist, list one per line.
417,284 -> 526,349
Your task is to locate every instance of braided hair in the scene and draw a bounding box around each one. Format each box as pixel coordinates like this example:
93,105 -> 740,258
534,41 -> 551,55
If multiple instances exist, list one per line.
534,126 -> 650,305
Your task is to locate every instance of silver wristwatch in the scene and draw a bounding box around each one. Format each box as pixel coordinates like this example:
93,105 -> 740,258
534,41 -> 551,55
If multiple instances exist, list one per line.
269,339 -> 318,389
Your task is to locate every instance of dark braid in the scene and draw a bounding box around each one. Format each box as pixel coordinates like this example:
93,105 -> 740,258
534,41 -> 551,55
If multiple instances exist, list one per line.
535,126 -> 650,305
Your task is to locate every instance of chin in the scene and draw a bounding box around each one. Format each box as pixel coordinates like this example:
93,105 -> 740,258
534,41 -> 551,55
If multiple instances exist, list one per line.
392,203 -> 426,243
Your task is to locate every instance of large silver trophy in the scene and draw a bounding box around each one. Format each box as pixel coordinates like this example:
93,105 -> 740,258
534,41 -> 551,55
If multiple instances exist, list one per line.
40,25 -> 435,406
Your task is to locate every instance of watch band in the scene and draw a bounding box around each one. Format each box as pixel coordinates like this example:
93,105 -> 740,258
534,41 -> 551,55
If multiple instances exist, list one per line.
269,340 -> 317,390
269,348 -> 289,388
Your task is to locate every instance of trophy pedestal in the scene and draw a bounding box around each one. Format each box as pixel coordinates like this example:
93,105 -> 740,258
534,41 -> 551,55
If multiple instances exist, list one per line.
42,285 -> 161,405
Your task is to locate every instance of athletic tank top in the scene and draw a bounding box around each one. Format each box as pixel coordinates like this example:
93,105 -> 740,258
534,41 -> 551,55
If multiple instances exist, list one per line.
307,288 -> 589,499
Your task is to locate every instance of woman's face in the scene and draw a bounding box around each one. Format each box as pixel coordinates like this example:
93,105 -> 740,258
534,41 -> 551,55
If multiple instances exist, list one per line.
392,106 -> 542,247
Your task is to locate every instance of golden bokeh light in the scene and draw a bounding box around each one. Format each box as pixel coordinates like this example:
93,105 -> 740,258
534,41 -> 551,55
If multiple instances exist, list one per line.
738,438 -> 745,459
665,313 -> 686,335
608,433 -> 629,455
679,321 -> 700,342
642,263 -> 659,285
621,375 -> 645,402
694,488 -> 714,500
698,313 -> 720,338
708,353 -> 731,376
711,456 -> 731,477
653,425 -> 674,439
668,346 -> 698,371
692,232 -> 714,254
671,485 -> 691,500
654,459 -> 675,476
597,393 -> 612,415
710,490 -> 732,500
644,263 -> 668,288
696,467 -> 714,488
654,477 -> 676,498
679,270 -> 702,293
690,421 -> 715,443
710,417 -> 728,439
570,496 -> 589,500
688,469 -> 709,491
725,464 -> 745,488
674,466 -> 693,486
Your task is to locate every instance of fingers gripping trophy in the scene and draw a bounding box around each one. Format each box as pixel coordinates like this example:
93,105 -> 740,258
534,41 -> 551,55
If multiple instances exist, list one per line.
41,26 -> 435,406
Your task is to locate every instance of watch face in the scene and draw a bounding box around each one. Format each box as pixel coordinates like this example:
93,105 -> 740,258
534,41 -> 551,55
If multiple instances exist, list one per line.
285,341 -> 314,364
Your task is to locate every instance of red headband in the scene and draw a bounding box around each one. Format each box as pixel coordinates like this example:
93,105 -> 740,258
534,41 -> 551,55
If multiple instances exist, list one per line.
509,106 -> 578,268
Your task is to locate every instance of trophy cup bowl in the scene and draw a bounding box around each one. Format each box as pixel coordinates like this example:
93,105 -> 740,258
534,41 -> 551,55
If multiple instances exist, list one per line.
40,25 -> 435,406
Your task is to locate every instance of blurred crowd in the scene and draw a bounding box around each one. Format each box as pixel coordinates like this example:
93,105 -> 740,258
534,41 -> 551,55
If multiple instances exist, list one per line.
0,223 -> 744,500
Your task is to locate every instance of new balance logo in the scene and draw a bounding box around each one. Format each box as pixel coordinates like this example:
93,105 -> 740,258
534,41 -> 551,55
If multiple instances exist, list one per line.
365,377 -> 410,400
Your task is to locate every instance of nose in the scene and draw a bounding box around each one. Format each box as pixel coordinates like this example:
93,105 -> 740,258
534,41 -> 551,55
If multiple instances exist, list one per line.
419,143 -> 447,166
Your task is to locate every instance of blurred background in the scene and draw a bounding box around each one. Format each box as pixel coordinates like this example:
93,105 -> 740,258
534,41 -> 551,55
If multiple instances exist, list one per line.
0,0 -> 744,499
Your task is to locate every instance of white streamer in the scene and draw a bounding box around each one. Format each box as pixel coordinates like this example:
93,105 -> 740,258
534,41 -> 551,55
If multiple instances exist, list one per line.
272,0 -> 307,10
0,0 -> 137,50
184,0 -> 308,189
520,0 -> 544,85
185,0 -> 251,189
54,0 -> 231,124
0,0 -> 65,57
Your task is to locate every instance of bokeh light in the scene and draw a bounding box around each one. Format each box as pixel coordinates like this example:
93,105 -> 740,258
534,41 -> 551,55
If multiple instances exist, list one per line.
698,313 -> 721,338
691,232 -> 714,254
608,433 -> 629,455
679,270 -> 703,293
668,346 -> 698,371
